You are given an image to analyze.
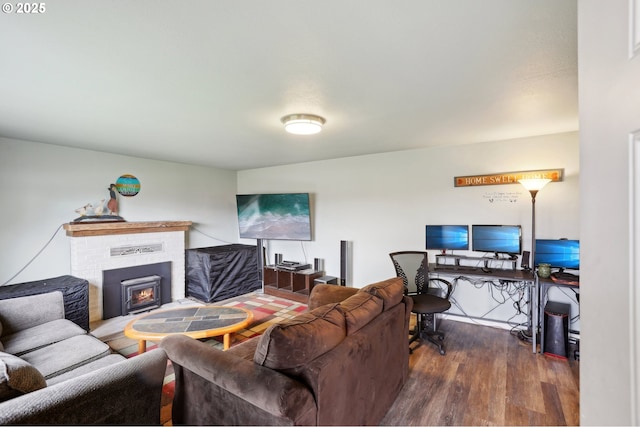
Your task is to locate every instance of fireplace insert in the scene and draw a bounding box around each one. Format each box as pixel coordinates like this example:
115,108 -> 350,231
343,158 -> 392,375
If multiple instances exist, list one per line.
121,275 -> 161,315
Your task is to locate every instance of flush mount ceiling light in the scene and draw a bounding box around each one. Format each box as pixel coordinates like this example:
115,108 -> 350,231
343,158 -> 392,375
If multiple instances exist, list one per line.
281,114 -> 326,135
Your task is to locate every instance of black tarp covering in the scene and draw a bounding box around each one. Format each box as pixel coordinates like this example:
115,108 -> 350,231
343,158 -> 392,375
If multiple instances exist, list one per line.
0,275 -> 89,330
185,244 -> 261,303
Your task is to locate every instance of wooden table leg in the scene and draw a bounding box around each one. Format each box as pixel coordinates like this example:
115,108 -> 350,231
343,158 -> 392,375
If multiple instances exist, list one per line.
138,339 -> 147,354
223,333 -> 232,350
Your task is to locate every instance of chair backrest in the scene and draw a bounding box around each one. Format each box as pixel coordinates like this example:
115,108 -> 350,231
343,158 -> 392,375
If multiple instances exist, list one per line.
389,251 -> 429,295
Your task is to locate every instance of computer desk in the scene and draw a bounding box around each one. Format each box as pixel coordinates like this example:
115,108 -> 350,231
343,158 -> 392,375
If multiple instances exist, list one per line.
429,264 -> 537,353
537,275 -> 580,354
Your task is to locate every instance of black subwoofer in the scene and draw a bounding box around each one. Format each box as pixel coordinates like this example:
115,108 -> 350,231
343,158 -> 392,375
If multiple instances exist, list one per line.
544,301 -> 570,359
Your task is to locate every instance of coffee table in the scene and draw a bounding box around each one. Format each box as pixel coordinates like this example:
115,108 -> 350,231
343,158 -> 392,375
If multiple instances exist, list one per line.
124,305 -> 254,354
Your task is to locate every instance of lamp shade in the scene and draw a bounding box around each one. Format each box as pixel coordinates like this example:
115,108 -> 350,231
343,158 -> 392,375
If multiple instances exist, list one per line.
518,178 -> 552,192
281,114 -> 325,135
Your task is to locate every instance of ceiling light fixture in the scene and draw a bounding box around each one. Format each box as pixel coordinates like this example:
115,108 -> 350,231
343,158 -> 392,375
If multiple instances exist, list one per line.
281,114 -> 325,135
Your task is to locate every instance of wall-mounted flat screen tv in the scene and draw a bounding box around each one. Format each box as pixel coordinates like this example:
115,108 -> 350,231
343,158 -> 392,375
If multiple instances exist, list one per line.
471,225 -> 522,257
535,239 -> 580,270
236,193 -> 312,241
425,225 -> 469,251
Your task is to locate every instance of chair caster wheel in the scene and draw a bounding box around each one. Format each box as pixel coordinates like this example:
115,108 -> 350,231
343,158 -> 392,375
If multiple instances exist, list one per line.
439,348 -> 446,356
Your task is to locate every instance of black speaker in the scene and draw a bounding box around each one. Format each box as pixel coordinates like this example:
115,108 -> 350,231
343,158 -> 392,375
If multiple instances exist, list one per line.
275,253 -> 283,265
340,240 -> 348,286
544,301 -> 570,358
257,239 -> 265,281
314,257 -> 324,271
521,251 -> 530,270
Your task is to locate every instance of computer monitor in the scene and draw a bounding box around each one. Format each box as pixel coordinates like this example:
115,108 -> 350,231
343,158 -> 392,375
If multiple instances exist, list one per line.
535,239 -> 580,270
425,225 -> 469,252
471,225 -> 522,258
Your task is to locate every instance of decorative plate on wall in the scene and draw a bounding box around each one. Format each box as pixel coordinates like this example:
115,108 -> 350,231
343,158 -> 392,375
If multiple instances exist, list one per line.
115,174 -> 141,197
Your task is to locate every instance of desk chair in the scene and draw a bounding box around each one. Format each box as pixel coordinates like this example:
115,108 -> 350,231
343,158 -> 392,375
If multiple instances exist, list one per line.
389,251 -> 452,355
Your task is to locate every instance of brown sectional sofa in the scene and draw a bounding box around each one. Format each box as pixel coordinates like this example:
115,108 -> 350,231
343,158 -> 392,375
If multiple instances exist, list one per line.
160,277 -> 412,425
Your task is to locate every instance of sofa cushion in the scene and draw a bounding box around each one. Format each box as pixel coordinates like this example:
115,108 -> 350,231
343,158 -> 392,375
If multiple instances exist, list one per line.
2,319 -> 86,356
225,335 -> 260,361
0,351 -> 46,402
20,335 -> 111,379
254,303 -> 346,370
46,354 -> 126,386
339,291 -> 384,335
359,277 -> 404,311
0,292 -> 65,336
307,284 -> 358,311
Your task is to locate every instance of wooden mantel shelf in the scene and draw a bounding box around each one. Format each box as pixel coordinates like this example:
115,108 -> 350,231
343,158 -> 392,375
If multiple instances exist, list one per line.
63,221 -> 192,237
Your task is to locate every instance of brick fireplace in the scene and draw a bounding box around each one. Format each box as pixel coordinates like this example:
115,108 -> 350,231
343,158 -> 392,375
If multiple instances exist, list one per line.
64,221 -> 191,322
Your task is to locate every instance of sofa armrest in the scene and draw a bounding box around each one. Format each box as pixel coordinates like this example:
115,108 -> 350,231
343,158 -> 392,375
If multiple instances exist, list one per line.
0,292 -> 65,337
160,334 -> 317,426
0,348 -> 167,425
307,284 -> 359,311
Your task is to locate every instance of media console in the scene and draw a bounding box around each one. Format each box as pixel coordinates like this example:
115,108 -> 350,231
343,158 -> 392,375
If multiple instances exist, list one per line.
263,266 -> 325,303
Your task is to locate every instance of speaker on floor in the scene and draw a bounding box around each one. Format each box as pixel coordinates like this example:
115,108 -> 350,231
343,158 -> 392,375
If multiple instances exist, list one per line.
340,240 -> 348,286
521,251 -> 530,270
257,239 -> 265,282
544,301 -> 570,359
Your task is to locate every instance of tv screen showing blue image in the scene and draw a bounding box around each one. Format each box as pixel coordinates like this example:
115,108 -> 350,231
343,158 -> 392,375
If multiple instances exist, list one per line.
425,225 -> 469,251
236,193 -> 312,241
471,225 -> 522,256
535,239 -> 580,270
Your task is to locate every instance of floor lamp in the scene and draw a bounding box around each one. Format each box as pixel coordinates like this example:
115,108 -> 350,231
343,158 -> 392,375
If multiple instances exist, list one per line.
518,178 -> 552,268
518,177 -> 551,343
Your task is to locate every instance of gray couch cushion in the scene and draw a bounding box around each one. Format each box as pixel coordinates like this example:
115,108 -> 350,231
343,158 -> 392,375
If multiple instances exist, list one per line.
21,335 -> 111,379
0,351 -> 46,402
46,354 -> 126,386
0,291 -> 65,336
2,319 -> 86,356
254,303 -> 346,370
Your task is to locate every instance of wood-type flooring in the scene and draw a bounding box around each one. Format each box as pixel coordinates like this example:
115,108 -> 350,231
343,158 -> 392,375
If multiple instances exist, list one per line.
142,303 -> 579,426
380,319 -> 580,426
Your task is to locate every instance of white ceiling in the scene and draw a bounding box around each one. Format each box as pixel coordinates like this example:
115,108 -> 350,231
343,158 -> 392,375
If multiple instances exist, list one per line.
0,0 -> 578,171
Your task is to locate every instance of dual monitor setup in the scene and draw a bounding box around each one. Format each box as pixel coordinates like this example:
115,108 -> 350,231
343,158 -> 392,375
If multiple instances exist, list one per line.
426,224 -> 580,272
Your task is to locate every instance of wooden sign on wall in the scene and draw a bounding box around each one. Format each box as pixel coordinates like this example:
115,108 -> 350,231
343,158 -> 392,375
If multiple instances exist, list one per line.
454,169 -> 563,187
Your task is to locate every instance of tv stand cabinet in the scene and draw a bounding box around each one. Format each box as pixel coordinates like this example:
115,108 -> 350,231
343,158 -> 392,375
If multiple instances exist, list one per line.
263,266 -> 324,303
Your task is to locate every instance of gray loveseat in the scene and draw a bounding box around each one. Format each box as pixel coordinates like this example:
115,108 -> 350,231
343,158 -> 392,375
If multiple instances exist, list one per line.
160,277 -> 412,425
0,290 -> 167,425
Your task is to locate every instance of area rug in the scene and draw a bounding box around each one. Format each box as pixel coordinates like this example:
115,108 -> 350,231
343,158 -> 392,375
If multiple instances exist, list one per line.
101,291 -> 308,426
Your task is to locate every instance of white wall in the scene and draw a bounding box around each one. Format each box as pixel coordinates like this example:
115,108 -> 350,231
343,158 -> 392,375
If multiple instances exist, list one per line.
238,131 -> 579,326
579,1 -> 639,425
0,138 -> 238,286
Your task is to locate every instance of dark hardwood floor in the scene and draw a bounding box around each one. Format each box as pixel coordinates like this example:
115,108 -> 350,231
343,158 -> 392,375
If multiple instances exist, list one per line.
380,319 -> 580,426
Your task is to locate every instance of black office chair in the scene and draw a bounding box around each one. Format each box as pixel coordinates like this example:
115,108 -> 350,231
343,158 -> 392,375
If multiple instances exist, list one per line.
389,251 -> 452,355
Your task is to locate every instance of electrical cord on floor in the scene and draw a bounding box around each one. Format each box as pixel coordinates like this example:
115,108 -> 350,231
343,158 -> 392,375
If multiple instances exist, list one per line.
1,223 -> 64,286
514,328 -> 533,343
